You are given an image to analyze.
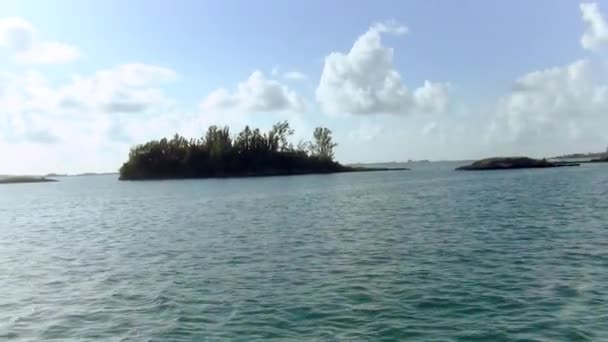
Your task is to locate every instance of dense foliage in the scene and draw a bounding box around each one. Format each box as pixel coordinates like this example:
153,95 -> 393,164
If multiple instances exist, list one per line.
119,121 -> 346,180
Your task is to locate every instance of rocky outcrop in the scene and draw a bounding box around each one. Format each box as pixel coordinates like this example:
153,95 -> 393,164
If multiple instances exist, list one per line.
456,157 -> 580,171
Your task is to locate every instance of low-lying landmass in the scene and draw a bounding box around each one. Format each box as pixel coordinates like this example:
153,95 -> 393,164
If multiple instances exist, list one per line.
75,172 -> 119,177
0,176 -> 58,184
552,148 -> 608,163
456,157 -> 580,171
589,156 -> 608,163
119,121 -> 407,180
348,161 -> 411,169
45,173 -> 68,177
552,152 -> 606,160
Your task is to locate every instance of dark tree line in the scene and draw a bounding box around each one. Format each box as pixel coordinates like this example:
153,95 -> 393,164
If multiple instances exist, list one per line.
119,121 -> 344,180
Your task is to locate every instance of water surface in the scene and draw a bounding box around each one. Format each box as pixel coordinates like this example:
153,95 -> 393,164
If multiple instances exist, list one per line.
1,163 -> 607,340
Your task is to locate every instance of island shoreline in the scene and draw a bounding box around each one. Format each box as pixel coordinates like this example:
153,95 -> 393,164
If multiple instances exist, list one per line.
455,157 -> 580,171
119,167 -> 409,181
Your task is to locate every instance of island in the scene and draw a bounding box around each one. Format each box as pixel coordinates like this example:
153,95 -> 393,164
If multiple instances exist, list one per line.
0,176 -> 58,184
552,152 -> 606,159
455,157 -> 580,171
45,173 -> 68,177
552,146 -> 608,163
119,121 -> 408,180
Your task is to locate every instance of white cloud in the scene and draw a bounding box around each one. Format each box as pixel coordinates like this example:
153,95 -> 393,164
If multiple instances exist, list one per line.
60,63 -> 177,113
0,17 -> 34,51
316,21 -> 449,115
0,63 -> 186,174
581,3 -> 608,51
414,81 -> 450,113
486,59 -> 608,155
0,64 -> 176,123
0,17 -> 80,64
0,63 -> 177,148
200,70 -> 306,113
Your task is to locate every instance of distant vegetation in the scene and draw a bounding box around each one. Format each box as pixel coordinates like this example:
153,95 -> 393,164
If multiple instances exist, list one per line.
0,176 -> 58,184
45,173 -> 68,177
590,156 -> 608,163
553,152 -> 605,159
119,121 -> 366,180
553,149 -> 608,160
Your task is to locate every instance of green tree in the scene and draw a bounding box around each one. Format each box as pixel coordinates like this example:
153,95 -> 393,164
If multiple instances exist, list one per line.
119,121 -> 347,180
269,120 -> 295,152
311,127 -> 337,160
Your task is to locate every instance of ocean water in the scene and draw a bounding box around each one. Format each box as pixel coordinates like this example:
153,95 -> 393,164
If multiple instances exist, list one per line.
1,162 -> 608,341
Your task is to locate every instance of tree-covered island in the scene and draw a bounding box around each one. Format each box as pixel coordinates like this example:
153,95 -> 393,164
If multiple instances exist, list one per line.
119,121 -> 407,180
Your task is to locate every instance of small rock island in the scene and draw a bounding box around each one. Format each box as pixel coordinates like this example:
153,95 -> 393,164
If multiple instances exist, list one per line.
456,157 -> 580,171
119,121 -> 407,180
0,176 -> 58,184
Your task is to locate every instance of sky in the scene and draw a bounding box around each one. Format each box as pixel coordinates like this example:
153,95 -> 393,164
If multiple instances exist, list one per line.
2,0 -> 608,174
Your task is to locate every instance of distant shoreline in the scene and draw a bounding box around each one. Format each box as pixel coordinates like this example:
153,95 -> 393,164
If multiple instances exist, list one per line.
0,176 -> 58,184
119,166 -> 409,181
455,157 -> 580,171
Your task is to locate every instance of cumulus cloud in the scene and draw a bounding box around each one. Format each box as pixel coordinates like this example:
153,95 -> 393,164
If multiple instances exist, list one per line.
0,17 -> 80,64
581,2 -> 608,50
316,21 -> 449,115
486,59 -> 608,153
201,70 -> 306,113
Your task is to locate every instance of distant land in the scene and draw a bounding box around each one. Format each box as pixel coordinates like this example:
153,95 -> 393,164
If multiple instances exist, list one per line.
42,172 -> 118,177
45,173 -> 68,177
74,172 -> 119,177
0,176 -> 58,184
552,150 -> 608,160
119,121 -> 408,181
348,160 -> 432,168
456,157 -> 580,171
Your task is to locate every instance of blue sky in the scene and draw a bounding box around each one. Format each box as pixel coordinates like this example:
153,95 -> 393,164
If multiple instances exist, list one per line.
1,1 -> 608,173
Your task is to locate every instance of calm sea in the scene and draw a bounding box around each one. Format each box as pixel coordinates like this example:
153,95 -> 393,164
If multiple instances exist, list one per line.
1,162 -> 607,341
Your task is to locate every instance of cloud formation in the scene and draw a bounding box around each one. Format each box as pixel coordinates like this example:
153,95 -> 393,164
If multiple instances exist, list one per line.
0,17 -> 80,64
0,63 -> 177,148
581,2 -> 608,50
316,21 -> 449,115
486,59 -> 608,154
62,63 -> 177,113
201,70 -> 306,113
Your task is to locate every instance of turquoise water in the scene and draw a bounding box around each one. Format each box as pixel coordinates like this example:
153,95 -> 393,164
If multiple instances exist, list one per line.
1,162 -> 608,341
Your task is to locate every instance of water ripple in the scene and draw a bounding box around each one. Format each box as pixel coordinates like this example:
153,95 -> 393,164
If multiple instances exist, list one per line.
1,164 -> 608,340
